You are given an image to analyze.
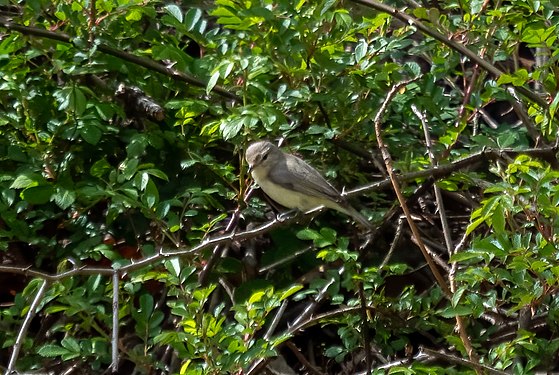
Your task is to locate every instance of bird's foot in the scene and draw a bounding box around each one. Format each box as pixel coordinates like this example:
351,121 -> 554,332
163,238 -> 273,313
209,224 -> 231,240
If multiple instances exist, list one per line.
277,209 -> 301,222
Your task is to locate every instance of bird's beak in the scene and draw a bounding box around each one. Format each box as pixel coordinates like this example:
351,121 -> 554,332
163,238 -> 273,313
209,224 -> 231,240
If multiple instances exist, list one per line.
247,164 -> 253,173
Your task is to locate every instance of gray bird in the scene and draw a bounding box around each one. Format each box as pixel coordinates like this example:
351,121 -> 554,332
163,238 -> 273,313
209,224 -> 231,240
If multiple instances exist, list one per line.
245,140 -> 371,228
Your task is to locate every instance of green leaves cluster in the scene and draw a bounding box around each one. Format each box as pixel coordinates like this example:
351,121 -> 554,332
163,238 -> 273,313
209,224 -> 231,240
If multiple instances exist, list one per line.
453,155 -> 559,371
2,0 -> 559,373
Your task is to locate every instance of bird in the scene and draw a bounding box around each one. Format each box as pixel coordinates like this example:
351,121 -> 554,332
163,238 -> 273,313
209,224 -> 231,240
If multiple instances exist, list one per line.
245,140 -> 372,229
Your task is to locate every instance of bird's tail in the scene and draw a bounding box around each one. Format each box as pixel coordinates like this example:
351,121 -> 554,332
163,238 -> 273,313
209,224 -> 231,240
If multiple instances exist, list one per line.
340,204 -> 373,230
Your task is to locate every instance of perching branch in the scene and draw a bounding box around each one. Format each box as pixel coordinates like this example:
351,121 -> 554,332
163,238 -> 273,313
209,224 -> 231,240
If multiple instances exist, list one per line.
0,145 -> 556,281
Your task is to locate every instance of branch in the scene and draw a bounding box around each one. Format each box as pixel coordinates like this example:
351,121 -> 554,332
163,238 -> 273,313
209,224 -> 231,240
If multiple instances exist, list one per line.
374,79 -> 452,296
419,347 -> 509,375
7,279 -> 50,372
0,145 -> 555,280
415,98 -> 479,365
111,271 -> 120,373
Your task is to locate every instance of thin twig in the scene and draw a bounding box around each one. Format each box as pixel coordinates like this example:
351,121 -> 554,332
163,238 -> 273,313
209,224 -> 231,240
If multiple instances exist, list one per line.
198,206 -> 242,286
357,273 -> 372,374
411,104 -> 480,367
111,271 -> 120,373
411,104 -> 454,255
264,300 -> 288,341
7,279 -> 50,373
258,245 -> 314,274
380,217 -> 403,267
284,341 -> 326,375
419,347 -> 509,375
373,79 -> 451,296
246,266 -> 346,375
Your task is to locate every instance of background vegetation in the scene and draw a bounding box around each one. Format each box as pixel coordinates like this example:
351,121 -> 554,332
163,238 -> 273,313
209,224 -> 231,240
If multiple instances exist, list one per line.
1,0 -> 559,373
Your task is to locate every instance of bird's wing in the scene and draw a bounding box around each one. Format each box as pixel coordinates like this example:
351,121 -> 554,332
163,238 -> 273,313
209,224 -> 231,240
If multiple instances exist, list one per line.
267,153 -> 343,202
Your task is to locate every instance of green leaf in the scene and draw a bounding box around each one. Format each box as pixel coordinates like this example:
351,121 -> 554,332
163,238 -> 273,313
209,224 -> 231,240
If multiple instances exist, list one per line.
319,228 -> 336,246
220,116 -> 244,140
165,4 -> 183,22
184,8 -> 202,31
492,202 -> 505,233
90,158 -> 112,178
279,285 -> 303,301
496,69 -> 529,87
138,294 -> 155,321
248,290 -> 266,304
206,71 -> 220,95
80,124 -> 102,145
21,185 -> 53,204
10,173 -> 43,189
127,136 -> 147,158
145,168 -> 169,181
321,0 -> 337,15
55,86 -> 86,115
164,258 -> 182,278
61,337 -> 81,353
439,304 -> 474,318
38,344 -> 71,358
53,187 -> 76,209
126,8 -> 143,21
354,39 -> 367,62
550,92 -> 559,119
142,179 -> 159,208
296,228 -> 321,241
139,172 -> 149,191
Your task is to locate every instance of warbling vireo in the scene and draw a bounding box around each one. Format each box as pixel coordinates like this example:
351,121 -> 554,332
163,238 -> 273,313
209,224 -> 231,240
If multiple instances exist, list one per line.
245,140 -> 371,228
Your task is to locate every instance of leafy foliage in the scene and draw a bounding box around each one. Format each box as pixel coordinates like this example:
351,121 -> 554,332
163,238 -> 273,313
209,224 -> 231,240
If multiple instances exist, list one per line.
1,0 -> 559,374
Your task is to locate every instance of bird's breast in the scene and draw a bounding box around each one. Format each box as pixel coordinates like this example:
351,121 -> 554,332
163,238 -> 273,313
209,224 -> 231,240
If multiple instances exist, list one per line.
251,167 -> 325,211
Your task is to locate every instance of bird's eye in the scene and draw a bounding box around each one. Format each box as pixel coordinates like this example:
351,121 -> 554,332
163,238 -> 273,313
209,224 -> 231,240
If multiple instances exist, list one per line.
262,153 -> 268,161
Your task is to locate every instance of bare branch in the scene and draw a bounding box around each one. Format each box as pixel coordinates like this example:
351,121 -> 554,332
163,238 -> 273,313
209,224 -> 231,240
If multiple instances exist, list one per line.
7,279 -> 50,373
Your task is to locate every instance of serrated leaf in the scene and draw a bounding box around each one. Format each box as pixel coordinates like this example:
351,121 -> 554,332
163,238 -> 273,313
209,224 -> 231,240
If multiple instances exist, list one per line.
54,188 -> 76,209
38,344 -> 71,358
220,117 -> 243,140
10,173 -> 41,189
61,337 -> 80,352
451,285 -> 467,307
